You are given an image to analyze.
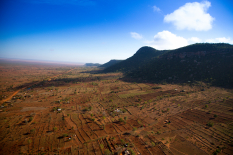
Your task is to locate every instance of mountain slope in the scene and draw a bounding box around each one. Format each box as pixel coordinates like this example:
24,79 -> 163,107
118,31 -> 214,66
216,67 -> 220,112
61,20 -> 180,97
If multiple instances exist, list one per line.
127,43 -> 233,87
99,59 -> 123,68
103,46 -> 165,73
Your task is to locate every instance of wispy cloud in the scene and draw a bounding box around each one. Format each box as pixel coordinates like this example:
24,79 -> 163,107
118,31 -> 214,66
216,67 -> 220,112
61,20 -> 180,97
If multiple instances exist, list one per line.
153,5 -> 161,12
22,0 -> 95,5
130,32 -> 143,40
164,1 -> 214,31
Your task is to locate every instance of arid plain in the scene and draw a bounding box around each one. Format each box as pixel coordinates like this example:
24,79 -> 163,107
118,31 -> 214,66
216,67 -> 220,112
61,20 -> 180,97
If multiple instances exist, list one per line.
0,63 -> 233,155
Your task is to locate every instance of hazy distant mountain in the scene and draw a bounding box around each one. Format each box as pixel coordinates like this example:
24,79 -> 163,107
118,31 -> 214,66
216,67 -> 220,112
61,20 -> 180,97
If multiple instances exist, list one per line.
99,59 -> 123,68
126,43 -> 233,87
85,63 -> 101,67
103,46 -> 165,73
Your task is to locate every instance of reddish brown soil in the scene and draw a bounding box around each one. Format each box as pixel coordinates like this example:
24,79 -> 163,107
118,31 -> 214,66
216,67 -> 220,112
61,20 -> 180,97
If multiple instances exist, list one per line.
0,64 -> 233,154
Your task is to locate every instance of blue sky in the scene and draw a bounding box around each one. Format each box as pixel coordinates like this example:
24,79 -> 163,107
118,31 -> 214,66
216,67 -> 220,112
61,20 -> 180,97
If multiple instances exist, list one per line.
0,0 -> 233,64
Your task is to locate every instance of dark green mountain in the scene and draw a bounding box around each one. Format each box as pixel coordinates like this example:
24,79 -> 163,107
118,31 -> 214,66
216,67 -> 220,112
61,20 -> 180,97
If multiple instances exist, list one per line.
99,59 -> 123,68
103,46 -> 165,73
127,43 -> 233,87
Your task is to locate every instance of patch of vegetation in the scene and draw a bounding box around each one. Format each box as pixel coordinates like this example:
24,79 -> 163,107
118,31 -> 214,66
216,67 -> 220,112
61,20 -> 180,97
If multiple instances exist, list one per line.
104,149 -> 111,155
63,134 -> 68,138
152,86 -> 162,89
83,106 -> 93,111
100,144 -> 104,149
29,117 -> 33,122
213,148 -> 221,155
207,122 -> 214,127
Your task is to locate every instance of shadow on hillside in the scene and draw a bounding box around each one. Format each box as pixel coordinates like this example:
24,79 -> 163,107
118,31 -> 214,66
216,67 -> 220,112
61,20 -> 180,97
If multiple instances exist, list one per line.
79,69 -> 103,74
8,67 -> 233,94
11,73 -> 119,91
118,75 -> 233,89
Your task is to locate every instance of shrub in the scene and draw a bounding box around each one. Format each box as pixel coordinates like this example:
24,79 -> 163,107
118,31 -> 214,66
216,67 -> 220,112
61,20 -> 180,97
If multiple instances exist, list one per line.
207,122 -> 214,127
213,148 -> 221,155
104,149 -> 111,155
133,127 -> 137,131
119,118 -> 124,122
151,142 -> 155,147
120,139 -> 125,145
28,139 -> 32,144
100,144 -> 104,149
63,134 -> 68,138
89,106 -> 93,111
129,148 -> 136,155
29,117 -> 33,122
30,128 -> 36,133
214,114 -> 218,118
152,86 -> 162,89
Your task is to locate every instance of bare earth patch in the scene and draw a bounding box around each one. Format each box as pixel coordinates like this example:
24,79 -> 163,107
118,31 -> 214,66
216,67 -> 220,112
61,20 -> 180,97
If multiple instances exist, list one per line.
20,107 -> 47,112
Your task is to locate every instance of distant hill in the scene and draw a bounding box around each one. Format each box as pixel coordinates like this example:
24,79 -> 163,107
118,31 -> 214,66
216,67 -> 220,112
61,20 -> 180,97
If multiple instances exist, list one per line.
99,59 -> 123,68
85,63 -> 101,67
103,46 -> 165,73
126,43 -> 233,87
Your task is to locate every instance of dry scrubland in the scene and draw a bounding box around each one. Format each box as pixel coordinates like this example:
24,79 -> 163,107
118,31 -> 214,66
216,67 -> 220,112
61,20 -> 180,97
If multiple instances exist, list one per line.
0,64 -> 233,155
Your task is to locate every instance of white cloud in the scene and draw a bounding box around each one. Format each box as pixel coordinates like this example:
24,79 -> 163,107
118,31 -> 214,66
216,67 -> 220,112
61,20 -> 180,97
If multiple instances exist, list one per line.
206,37 -> 233,44
148,31 -> 188,50
130,32 -> 143,40
143,31 -> 233,50
153,5 -> 161,12
164,1 -> 214,31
